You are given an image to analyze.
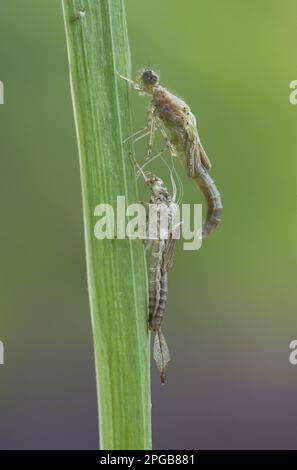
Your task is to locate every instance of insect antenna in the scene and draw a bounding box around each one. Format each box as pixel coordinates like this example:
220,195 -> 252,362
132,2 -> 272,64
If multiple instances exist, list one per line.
160,152 -> 184,205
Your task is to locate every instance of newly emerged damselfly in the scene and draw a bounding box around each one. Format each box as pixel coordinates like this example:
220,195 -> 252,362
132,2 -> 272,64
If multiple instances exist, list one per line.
120,68 -> 223,237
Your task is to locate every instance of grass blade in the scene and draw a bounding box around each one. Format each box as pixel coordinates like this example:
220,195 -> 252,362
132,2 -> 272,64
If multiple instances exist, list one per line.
62,0 -> 151,450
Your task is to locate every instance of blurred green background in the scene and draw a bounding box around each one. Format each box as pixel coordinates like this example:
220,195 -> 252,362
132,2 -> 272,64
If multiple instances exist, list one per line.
1,0 -> 297,449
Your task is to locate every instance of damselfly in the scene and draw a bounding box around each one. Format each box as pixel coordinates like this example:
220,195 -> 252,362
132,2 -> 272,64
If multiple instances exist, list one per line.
120,68 -> 223,237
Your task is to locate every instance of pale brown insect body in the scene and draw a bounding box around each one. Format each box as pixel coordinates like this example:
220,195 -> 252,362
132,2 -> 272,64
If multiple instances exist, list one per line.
149,227 -> 169,384
121,68 -> 223,237
133,159 -> 179,383
146,175 -> 179,383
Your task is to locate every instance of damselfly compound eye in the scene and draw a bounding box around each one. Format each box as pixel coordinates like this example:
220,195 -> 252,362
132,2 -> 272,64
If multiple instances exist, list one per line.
123,66 -> 222,237
142,69 -> 159,86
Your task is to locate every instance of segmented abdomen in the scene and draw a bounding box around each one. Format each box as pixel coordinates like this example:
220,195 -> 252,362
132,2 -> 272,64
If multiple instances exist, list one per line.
149,240 -> 168,331
194,166 -> 223,237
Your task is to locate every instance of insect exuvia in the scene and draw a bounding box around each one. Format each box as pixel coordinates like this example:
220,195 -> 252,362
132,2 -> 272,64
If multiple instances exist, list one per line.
120,68 -> 223,237
132,156 -> 180,383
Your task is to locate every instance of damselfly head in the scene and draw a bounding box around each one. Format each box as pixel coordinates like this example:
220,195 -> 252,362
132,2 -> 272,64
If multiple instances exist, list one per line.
136,68 -> 159,91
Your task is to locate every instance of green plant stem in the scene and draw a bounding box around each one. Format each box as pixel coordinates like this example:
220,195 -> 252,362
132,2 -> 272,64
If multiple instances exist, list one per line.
62,0 -> 151,450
